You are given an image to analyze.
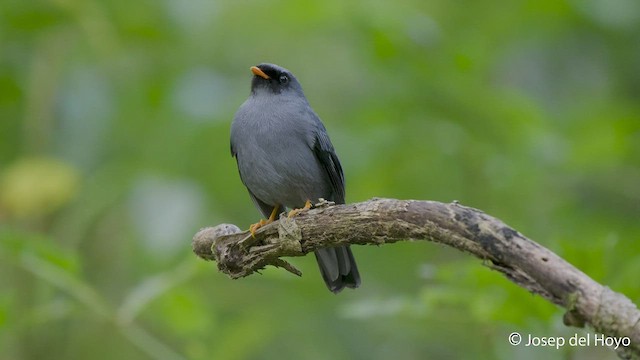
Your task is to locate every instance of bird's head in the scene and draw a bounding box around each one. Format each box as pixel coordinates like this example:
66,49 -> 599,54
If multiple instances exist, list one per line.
249,63 -> 304,97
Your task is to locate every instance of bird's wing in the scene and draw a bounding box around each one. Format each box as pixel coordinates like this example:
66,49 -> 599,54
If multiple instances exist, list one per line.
231,149 -> 280,218
312,119 -> 346,204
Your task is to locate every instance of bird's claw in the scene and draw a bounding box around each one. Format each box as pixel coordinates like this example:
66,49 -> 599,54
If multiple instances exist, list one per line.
249,219 -> 268,237
249,205 -> 282,238
287,199 -> 313,218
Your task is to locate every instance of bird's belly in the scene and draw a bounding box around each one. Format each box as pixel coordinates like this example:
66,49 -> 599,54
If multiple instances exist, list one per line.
238,149 -> 330,209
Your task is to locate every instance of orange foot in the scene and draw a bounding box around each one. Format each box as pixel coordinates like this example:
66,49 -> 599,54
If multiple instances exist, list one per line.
287,199 -> 312,218
249,205 -> 281,237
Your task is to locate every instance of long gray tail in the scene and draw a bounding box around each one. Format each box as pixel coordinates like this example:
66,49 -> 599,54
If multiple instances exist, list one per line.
314,245 -> 360,293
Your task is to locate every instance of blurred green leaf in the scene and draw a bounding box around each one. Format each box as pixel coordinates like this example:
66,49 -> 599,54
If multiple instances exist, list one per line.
0,227 -> 79,272
118,260 -> 198,323
0,157 -> 80,219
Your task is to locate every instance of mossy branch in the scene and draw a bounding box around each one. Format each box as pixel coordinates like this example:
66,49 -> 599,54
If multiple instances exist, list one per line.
192,198 -> 640,359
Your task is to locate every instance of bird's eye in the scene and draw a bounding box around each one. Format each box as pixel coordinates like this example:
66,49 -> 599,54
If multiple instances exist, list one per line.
279,74 -> 289,84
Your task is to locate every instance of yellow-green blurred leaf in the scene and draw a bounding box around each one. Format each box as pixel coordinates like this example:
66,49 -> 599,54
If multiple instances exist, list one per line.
0,157 -> 80,219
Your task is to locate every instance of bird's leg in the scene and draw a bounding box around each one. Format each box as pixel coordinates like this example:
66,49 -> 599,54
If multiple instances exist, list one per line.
249,205 -> 281,237
287,199 -> 312,218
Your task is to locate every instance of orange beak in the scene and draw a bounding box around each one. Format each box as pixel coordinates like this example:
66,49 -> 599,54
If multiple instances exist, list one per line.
250,66 -> 270,80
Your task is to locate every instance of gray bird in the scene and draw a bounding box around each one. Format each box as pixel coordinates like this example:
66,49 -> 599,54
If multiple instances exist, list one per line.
230,63 -> 361,293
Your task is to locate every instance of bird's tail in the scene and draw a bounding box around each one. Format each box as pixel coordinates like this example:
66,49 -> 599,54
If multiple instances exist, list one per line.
314,246 -> 360,293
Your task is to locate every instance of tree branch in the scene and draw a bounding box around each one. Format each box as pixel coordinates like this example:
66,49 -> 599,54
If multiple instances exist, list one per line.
192,198 -> 640,359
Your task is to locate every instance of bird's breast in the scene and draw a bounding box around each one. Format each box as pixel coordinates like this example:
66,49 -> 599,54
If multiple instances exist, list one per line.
232,108 -> 329,208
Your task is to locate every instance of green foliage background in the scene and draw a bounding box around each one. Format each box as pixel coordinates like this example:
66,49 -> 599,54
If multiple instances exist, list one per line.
1,0 -> 639,359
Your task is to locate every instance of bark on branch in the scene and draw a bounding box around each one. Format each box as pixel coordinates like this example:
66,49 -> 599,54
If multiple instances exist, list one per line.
192,198 -> 640,359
